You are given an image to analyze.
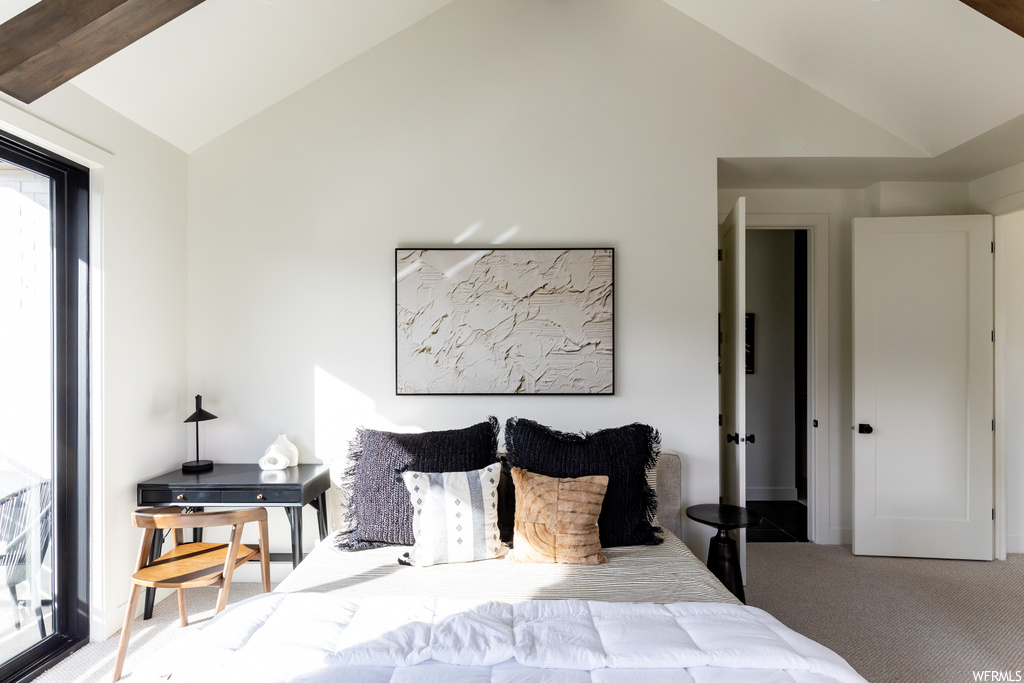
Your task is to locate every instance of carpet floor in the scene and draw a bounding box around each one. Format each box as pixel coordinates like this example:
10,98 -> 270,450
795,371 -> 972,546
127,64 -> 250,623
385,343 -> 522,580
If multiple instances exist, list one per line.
34,583 -> 269,682
745,543 -> 1024,682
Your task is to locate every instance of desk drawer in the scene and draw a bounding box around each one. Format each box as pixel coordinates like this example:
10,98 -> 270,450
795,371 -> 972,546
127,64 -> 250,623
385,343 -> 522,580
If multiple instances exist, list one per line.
221,489 -> 295,504
139,489 -> 222,505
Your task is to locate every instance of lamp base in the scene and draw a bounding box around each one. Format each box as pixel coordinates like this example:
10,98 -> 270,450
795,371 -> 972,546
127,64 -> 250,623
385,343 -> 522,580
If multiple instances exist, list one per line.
181,459 -> 214,474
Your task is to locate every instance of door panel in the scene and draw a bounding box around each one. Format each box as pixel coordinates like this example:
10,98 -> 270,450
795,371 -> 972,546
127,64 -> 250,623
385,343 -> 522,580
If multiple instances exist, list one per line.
719,198 -> 747,574
853,215 -> 993,560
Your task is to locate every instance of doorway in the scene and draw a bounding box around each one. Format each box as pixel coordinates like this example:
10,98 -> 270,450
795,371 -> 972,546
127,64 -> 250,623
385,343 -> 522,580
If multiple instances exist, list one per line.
745,229 -> 809,542
718,206 -> 830,547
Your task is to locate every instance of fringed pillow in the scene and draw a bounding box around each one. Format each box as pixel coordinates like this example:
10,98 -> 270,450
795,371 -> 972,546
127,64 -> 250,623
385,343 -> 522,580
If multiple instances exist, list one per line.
335,417 -> 499,550
398,464 -> 507,567
504,418 -> 662,548
507,468 -> 607,565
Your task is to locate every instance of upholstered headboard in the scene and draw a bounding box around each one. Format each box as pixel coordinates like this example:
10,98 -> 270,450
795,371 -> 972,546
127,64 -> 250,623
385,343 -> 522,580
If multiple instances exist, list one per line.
654,451 -> 682,540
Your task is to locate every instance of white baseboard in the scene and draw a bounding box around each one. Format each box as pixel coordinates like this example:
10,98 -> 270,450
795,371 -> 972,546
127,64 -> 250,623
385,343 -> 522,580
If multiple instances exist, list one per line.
746,488 -> 798,502
1007,534 -> 1024,554
827,527 -> 852,545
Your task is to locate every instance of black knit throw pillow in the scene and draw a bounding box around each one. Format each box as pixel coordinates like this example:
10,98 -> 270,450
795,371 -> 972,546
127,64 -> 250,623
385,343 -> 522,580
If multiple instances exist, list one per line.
504,417 -> 662,547
336,417 -> 499,550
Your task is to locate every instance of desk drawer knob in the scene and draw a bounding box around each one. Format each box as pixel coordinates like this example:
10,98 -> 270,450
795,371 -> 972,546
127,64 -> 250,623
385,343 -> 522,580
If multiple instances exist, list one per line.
176,495 -> 184,500
256,494 -> 264,500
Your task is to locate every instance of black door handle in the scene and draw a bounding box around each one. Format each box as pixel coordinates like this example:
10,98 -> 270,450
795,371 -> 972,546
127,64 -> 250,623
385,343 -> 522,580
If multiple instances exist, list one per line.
745,434 -> 755,444
858,423 -> 873,434
726,433 -> 740,443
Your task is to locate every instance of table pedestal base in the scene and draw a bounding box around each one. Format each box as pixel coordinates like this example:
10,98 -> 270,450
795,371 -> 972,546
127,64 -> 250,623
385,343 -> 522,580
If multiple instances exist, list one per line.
707,529 -> 745,603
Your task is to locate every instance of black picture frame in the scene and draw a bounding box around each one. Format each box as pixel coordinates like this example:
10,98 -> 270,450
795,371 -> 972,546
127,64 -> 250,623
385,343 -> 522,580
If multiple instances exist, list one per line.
745,313 -> 755,374
396,248 -> 614,395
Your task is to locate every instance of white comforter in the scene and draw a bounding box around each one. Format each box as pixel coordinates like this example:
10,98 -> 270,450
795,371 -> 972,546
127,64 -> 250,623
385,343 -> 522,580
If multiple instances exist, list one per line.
131,593 -> 865,682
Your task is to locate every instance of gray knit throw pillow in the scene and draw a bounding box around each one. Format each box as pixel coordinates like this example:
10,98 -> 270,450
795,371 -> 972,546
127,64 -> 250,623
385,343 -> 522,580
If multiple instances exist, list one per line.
336,417 -> 499,550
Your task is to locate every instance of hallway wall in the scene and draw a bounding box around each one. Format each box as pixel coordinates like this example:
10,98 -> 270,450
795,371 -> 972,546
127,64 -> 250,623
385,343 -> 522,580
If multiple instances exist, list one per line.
745,229 -> 797,500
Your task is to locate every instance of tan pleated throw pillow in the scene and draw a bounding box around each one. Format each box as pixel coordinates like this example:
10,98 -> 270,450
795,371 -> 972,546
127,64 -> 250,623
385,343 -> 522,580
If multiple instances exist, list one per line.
508,467 -> 608,565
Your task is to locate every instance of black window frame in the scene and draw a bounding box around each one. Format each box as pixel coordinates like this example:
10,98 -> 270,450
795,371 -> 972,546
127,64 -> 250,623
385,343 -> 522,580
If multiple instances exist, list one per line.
0,128 -> 90,681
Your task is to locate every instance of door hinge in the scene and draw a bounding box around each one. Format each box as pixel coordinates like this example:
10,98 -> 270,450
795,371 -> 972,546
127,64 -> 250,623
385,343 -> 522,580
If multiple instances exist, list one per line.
993,508 -> 996,521
718,249 -> 723,262
992,330 -> 996,342
813,419 -> 819,428
992,241 -> 995,253
992,419 -> 996,432
719,414 -> 723,427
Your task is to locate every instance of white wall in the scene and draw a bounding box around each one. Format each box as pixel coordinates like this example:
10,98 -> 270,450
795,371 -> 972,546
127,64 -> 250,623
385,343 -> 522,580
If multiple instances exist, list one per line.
970,160 -> 1024,215
975,160 -> 1024,554
745,230 -> 797,501
996,210 -> 1024,553
866,181 -> 970,217
185,0 -> 917,558
974,164 -> 1024,554
1,86 -> 189,639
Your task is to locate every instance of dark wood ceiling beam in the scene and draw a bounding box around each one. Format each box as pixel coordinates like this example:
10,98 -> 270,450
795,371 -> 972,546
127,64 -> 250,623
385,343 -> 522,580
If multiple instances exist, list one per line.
959,0 -> 1024,40
0,0 -> 206,104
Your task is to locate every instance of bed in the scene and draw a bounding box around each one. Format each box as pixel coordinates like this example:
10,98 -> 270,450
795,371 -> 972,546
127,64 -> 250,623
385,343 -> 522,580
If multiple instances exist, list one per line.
128,420 -> 865,682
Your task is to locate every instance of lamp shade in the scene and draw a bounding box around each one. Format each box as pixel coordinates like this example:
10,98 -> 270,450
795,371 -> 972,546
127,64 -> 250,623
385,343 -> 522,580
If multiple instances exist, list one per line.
184,395 -> 217,423
182,394 -> 217,474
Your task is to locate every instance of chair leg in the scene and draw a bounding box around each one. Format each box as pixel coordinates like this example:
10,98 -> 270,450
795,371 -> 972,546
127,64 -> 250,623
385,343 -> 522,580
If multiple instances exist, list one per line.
260,554 -> 271,594
112,584 -> 142,682
214,581 -> 231,615
8,586 -> 20,629
177,588 -> 188,627
259,518 -> 271,593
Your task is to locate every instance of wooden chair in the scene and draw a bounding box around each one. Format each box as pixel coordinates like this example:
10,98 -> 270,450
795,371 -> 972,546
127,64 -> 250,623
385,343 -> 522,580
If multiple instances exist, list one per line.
112,506 -> 271,681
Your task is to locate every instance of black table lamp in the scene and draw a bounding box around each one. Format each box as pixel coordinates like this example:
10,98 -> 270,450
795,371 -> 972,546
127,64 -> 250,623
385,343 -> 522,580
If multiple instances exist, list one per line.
183,394 -> 217,474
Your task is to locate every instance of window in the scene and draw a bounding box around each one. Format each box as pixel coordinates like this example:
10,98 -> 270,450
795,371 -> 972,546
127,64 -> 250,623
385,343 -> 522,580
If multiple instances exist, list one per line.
0,128 -> 89,680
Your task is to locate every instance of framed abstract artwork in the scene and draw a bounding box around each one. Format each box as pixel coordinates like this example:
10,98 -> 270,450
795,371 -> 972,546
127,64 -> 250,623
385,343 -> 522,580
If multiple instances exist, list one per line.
396,248 -> 614,395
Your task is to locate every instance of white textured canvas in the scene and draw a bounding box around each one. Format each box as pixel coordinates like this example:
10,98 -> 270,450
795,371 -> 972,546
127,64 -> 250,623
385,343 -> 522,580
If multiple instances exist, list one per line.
396,248 -> 613,394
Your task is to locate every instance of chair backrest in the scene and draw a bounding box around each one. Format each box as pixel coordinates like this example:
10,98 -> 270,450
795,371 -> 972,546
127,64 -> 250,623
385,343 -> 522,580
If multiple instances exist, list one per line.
132,506 -> 267,530
0,481 -> 53,585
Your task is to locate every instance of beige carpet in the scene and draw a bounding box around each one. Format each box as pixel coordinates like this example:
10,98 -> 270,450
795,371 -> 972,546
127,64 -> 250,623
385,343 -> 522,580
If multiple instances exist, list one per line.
34,583 -> 269,682
745,543 -> 1024,683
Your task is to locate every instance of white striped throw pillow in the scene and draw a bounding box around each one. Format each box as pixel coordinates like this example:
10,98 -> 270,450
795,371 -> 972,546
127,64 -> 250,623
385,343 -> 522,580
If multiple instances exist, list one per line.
400,464 -> 507,567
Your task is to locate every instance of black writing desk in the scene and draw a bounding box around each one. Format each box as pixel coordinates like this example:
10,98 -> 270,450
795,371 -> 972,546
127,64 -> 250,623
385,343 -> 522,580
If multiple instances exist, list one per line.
136,463 -> 331,618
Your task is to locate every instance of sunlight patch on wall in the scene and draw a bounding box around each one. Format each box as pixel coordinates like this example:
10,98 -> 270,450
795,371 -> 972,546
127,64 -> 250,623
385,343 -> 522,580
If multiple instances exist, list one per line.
314,366 -> 424,465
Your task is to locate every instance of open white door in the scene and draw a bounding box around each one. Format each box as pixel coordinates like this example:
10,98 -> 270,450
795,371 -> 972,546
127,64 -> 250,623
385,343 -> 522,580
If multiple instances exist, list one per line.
719,198 -> 747,576
853,215 -> 994,560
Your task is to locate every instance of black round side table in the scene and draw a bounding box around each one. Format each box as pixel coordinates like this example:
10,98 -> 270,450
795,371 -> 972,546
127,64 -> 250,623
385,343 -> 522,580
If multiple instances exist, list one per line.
685,503 -> 762,603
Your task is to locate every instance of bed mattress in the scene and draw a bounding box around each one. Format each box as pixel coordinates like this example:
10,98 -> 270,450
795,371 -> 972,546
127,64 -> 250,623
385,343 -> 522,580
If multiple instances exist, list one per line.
130,593 -> 866,682
128,533 -> 865,682
275,530 -> 740,605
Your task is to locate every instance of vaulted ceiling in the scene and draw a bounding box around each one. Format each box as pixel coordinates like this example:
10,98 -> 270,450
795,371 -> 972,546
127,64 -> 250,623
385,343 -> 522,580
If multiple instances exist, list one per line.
1,0 -> 1023,186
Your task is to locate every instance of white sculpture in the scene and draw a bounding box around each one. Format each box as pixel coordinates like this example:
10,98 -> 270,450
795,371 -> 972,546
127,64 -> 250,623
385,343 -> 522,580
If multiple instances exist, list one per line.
259,433 -> 299,470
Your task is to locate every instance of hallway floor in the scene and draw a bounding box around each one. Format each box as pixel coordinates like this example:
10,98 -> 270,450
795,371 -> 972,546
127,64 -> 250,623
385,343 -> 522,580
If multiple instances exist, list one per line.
746,500 -> 808,542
